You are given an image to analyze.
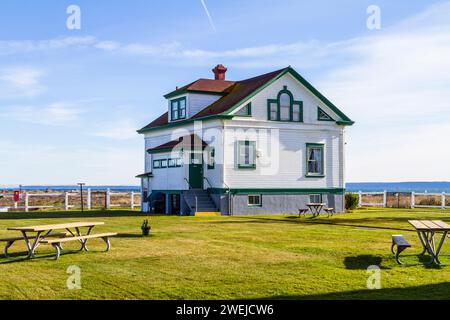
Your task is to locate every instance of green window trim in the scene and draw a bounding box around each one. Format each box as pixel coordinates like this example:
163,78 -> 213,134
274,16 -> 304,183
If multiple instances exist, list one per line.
234,102 -> 252,117
207,147 -> 215,170
153,160 -> 161,169
305,143 -> 325,177
317,107 -> 334,122
170,97 -> 187,121
248,194 -> 262,207
267,86 -> 303,122
153,158 -> 182,169
237,140 -> 257,169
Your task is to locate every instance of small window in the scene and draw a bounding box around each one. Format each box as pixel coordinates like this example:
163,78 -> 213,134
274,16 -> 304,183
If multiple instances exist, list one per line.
318,107 -> 334,121
168,159 -> 177,168
170,97 -> 187,121
248,195 -> 262,207
207,148 -> 215,170
306,144 -> 324,176
235,103 -> 252,116
292,104 -> 301,122
176,158 -> 183,167
269,102 -> 278,120
153,160 -> 161,169
238,141 -> 256,169
310,194 -> 322,204
160,159 -> 168,168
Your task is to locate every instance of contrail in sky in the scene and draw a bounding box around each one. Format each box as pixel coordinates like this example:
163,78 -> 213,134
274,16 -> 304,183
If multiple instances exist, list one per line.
200,0 -> 217,32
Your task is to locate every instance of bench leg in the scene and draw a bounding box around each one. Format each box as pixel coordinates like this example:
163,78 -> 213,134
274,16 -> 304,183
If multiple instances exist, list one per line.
4,240 -> 14,258
394,246 -> 408,265
102,237 -> 111,252
52,243 -> 61,260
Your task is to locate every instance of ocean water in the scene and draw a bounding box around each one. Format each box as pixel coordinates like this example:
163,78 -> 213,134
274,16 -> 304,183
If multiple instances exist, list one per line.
346,182 -> 450,193
1,185 -> 141,192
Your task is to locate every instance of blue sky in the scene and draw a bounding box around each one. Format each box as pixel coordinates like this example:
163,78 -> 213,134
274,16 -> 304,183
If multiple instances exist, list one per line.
0,0 -> 449,185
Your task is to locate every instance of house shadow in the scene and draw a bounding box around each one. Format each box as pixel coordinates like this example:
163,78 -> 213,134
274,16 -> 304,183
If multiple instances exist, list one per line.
259,282 -> 450,300
343,255 -> 386,270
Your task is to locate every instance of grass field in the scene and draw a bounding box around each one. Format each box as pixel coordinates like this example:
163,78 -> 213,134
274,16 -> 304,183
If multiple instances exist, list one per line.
1,208 -> 450,300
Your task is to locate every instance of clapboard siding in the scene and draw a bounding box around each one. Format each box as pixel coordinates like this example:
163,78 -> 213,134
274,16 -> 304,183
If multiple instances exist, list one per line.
223,125 -> 343,189
187,93 -> 222,118
150,152 -> 186,190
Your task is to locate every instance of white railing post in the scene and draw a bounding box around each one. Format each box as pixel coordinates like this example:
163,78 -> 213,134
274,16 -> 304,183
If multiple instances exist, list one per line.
383,190 -> 387,208
87,188 -> 92,210
358,191 -> 362,207
442,192 -> 446,209
64,192 -> 69,211
25,192 -> 29,212
106,188 -> 111,210
131,192 -> 135,210
411,192 -> 415,209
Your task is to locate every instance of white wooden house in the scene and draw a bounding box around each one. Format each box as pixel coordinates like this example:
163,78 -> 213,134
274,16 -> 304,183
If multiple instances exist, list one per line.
137,65 -> 354,215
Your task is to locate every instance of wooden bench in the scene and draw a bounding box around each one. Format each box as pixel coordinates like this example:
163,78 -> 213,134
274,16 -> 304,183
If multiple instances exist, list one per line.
298,209 -> 309,218
0,232 -> 68,258
391,235 -> 411,265
324,208 -> 335,217
41,233 -> 117,259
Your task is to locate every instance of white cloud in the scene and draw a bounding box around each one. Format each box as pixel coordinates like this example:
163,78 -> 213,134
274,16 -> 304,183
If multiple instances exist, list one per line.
1,102 -> 83,126
0,67 -> 46,97
94,119 -> 139,140
0,36 -> 96,55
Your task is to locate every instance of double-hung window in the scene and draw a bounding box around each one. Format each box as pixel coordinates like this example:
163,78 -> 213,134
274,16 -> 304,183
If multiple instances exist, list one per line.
170,97 -> 186,121
306,143 -> 324,177
248,195 -> 262,207
238,141 -> 256,169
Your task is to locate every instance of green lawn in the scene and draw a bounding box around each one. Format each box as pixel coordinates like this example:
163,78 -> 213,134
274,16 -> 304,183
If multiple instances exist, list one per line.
1,208 -> 450,300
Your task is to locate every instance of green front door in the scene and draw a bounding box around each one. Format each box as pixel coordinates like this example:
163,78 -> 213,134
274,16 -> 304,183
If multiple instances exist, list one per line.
189,152 -> 203,189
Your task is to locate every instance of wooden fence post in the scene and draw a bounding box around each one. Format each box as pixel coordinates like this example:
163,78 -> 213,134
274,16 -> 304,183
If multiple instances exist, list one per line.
87,188 -> 92,210
24,192 -> 29,212
383,191 -> 387,208
442,192 -> 446,209
64,192 -> 69,211
411,192 -> 415,209
131,192 -> 135,210
358,191 -> 362,207
106,188 -> 111,210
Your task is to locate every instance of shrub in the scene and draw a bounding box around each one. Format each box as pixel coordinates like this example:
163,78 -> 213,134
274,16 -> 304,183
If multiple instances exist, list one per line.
345,193 -> 359,211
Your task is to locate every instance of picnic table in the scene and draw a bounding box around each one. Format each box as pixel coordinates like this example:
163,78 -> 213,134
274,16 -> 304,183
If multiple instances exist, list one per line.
409,220 -> 450,265
306,203 -> 326,218
5,222 -> 114,259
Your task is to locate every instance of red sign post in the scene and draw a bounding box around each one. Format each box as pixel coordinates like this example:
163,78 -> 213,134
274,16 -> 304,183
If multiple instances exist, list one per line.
13,191 -> 20,202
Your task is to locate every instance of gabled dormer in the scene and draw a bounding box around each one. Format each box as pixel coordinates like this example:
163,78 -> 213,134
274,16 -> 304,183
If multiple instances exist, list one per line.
164,65 -> 235,122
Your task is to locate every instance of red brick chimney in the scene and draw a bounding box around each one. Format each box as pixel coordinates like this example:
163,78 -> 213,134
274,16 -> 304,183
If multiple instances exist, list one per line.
212,64 -> 227,80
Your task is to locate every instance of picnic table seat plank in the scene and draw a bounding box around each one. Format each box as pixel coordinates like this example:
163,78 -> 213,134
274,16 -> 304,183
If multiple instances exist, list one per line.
41,232 -> 117,260
41,233 -> 117,244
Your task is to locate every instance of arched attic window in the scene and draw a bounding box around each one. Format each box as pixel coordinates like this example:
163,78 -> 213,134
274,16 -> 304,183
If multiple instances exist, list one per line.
267,86 -> 303,122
